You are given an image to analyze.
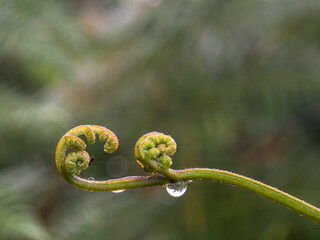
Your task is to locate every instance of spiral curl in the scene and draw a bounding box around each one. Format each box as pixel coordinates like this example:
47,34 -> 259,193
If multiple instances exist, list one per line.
55,125 -> 119,179
134,132 -> 177,177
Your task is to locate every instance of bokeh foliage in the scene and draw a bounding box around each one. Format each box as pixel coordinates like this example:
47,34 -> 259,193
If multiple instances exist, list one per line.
1,0 -> 320,239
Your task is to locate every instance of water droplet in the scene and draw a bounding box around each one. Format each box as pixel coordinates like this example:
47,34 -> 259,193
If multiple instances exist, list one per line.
166,180 -> 191,197
87,177 -> 95,181
111,189 -> 126,193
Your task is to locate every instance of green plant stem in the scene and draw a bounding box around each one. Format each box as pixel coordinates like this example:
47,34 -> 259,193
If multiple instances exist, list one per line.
65,174 -> 171,191
175,168 -> 320,224
64,168 -> 320,224
56,125 -> 320,225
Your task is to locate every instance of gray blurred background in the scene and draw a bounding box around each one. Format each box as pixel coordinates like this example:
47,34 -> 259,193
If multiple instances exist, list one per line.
1,0 -> 320,239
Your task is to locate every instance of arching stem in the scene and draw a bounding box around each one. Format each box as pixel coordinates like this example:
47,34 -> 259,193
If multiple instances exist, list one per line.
55,125 -> 320,225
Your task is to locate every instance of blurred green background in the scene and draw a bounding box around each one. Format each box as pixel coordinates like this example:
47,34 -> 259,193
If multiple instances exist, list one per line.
1,0 -> 320,239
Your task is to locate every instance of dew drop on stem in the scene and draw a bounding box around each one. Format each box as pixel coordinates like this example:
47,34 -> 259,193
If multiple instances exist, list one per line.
166,180 -> 192,197
111,189 -> 126,193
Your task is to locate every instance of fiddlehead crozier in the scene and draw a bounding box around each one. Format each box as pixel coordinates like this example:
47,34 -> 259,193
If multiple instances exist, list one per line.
55,125 -> 320,224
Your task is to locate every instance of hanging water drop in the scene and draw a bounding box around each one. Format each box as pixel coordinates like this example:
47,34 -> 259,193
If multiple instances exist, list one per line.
166,180 -> 191,197
111,189 -> 126,193
87,177 -> 95,181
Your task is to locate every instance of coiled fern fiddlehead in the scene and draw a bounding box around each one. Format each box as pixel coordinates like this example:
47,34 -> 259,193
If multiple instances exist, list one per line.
56,125 -> 320,224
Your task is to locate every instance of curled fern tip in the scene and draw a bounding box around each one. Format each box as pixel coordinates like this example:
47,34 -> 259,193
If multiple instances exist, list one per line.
134,132 -> 177,178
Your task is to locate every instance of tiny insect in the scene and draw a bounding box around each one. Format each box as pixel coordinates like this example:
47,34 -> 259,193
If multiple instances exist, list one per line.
89,156 -> 95,165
